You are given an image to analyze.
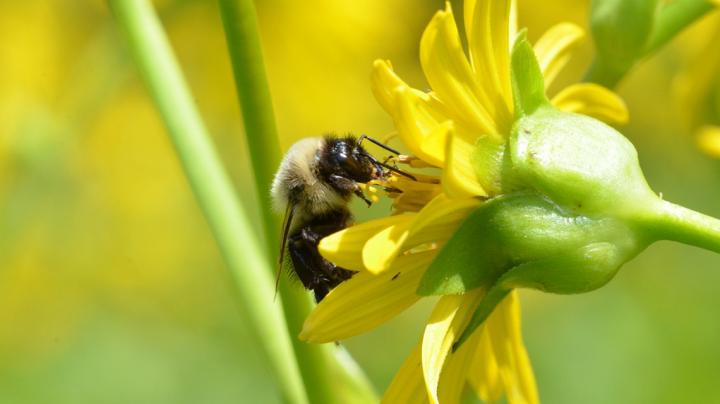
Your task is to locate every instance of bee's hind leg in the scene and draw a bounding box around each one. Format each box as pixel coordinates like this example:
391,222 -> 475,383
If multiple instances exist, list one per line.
288,231 -> 328,294
288,222 -> 355,302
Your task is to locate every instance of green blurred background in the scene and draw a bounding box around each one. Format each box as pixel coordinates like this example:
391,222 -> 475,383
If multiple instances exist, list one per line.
1,0 -> 719,403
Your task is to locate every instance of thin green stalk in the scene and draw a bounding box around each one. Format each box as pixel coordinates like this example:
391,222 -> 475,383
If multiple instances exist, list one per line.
217,0 -> 280,248
216,1 -> 376,402
108,1 -> 308,403
586,0 -> 716,87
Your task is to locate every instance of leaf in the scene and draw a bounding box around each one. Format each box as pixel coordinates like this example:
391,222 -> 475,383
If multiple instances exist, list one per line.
416,199 -> 508,296
416,192 -> 629,297
510,30 -> 549,118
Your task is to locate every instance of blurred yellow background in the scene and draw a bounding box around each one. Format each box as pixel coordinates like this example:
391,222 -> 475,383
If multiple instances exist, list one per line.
1,0 -> 719,403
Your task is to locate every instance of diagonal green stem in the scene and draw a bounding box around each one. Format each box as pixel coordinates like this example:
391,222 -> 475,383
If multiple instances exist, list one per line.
108,0 -> 308,403
586,0 -> 717,87
645,0 -> 715,55
216,1 -> 377,402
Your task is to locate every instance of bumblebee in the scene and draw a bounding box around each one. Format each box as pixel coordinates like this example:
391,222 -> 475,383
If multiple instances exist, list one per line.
271,134 -> 412,301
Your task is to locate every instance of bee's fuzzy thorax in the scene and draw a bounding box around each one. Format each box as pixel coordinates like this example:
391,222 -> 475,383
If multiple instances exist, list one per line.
270,136 -> 349,226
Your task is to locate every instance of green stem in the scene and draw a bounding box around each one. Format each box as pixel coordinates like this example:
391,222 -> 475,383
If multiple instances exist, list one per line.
648,200 -> 720,254
217,0 -> 280,248
108,1 -> 308,403
216,1 -> 377,403
645,0 -> 715,55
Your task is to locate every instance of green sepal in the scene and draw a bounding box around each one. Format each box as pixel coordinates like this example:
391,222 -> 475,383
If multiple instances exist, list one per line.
510,30 -> 550,118
417,192 -> 641,296
454,240 -> 634,349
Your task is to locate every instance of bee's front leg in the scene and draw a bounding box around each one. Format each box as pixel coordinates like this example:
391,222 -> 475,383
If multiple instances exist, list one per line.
328,174 -> 372,206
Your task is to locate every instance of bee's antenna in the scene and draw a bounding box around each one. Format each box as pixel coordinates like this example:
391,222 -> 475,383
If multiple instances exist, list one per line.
361,151 -> 417,181
357,134 -> 402,156
355,135 -> 417,181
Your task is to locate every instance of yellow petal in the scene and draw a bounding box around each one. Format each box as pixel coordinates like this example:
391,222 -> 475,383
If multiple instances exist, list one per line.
422,290 -> 484,404
421,3 -> 500,135
382,343 -> 429,404
418,120 -> 454,167
394,86 -> 449,167
373,60 -> 456,168
319,214 -> 414,271
468,326 -> 504,402
533,22 -> 584,89
697,126 -> 720,158
300,251 -> 435,343
363,194 -> 480,274
464,0 -> 513,127
442,129 -> 487,198
361,218 -> 413,274
487,291 -> 539,404
437,324 -> 484,404
551,82 -> 629,125
509,0 -> 518,41
371,59 -> 404,114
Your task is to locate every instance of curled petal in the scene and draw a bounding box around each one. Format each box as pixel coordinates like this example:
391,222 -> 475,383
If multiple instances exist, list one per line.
371,59 -> 404,114
395,86 -> 450,167
421,3 -> 500,135
382,343 -> 429,404
319,214 -> 414,271
533,22 -> 584,89
422,290 -> 484,404
300,251 -> 435,343
551,82 -> 629,125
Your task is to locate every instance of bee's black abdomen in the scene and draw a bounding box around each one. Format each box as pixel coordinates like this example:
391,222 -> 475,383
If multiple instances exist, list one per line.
287,208 -> 355,302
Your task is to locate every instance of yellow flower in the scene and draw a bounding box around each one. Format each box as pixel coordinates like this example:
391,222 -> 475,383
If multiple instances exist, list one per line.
301,1 -> 628,402
697,126 -> 720,157
673,10 -> 720,158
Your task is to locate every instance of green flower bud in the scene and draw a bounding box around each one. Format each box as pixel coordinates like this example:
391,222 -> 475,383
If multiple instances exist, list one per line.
508,106 -> 656,217
588,0 -> 659,85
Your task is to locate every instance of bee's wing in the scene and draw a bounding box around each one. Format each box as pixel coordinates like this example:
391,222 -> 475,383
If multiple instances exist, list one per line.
275,201 -> 296,297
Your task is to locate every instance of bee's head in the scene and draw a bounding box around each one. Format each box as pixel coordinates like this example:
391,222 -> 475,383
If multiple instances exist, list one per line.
323,135 -> 379,183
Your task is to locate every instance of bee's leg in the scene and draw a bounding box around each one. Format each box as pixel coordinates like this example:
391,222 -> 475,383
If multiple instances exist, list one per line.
352,188 -> 372,207
328,174 -> 372,206
299,226 -> 354,283
313,286 -> 330,302
288,227 -> 352,302
288,232 -> 329,293
289,222 -> 355,301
